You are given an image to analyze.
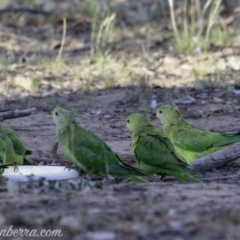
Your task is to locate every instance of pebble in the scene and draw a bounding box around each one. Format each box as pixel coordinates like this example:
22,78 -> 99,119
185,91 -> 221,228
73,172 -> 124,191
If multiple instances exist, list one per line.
85,231 -> 116,240
59,215 -> 80,233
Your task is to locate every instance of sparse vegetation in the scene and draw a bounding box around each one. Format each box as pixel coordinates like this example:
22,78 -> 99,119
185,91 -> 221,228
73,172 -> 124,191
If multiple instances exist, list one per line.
168,0 -> 231,53
82,0 -> 116,58
0,0 -> 237,97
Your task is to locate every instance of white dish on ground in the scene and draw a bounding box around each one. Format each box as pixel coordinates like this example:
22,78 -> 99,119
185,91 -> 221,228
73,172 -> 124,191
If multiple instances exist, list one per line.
2,165 -> 79,182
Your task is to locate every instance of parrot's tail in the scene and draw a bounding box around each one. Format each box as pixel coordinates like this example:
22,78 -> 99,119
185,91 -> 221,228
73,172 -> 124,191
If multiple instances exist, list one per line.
185,166 -> 205,177
128,175 -> 149,183
159,168 -> 202,183
24,156 -> 37,165
178,173 -> 202,183
120,161 -> 148,177
213,134 -> 240,147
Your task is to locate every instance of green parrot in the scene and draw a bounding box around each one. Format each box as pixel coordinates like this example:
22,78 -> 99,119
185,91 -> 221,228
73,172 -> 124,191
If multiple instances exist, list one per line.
0,125 -> 36,166
52,107 -> 148,183
126,113 -> 202,183
156,105 -> 240,163
0,138 -> 7,174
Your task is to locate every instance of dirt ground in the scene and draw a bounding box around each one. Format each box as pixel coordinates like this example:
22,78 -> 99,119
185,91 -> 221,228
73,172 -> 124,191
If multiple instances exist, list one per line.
0,88 -> 239,240
1,1 -> 240,240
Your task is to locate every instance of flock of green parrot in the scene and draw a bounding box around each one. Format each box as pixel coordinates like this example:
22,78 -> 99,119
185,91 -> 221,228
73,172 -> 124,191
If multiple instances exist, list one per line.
1,104 -> 240,184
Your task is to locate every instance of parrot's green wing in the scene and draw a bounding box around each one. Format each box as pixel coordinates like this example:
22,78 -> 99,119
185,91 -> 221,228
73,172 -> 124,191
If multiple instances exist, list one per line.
134,131 -> 189,170
60,125 -> 146,177
171,125 -> 224,152
133,130 -> 201,183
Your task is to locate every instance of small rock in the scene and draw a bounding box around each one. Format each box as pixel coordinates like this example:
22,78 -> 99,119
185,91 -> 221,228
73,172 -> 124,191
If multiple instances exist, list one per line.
150,99 -> 157,109
168,220 -> 182,231
230,86 -> 240,95
168,209 -> 176,216
175,96 -> 196,105
212,97 -> 224,103
42,91 -> 54,97
91,110 -> 101,115
85,231 -> 116,240
87,208 -> 102,215
104,115 -> 112,119
59,215 -> 80,233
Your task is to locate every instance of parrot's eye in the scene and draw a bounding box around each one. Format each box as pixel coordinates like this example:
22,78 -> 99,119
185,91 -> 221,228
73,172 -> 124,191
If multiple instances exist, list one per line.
159,110 -> 162,114
55,112 -> 59,116
126,119 -> 130,123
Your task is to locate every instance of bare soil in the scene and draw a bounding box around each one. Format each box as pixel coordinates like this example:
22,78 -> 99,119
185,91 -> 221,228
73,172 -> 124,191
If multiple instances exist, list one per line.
0,87 -> 240,240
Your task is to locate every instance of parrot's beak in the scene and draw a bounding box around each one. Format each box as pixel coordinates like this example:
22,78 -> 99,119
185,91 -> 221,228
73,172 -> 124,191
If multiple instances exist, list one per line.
51,111 -> 55,118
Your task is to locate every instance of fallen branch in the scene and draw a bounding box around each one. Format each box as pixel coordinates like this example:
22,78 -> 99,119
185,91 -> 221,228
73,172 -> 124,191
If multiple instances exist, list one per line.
190,142 -> 240,171
0,108 -> 36,120
202,171 -> 240,181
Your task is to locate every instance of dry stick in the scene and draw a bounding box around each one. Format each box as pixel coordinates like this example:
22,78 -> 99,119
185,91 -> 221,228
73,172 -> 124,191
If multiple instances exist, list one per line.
0,108 -> 36,120
189,142 -> 240,171
56,17 -> 67,62
0,7 -> 51,15
168,0 -> 179,38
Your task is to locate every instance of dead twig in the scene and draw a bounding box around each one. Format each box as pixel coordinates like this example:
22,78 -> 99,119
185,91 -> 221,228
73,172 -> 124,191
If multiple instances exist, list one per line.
0,108 -> 36,120
174,96 -> 196,105
56,17 -> 67,62
190,142 -> 240,171
0,7 -> 51,15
